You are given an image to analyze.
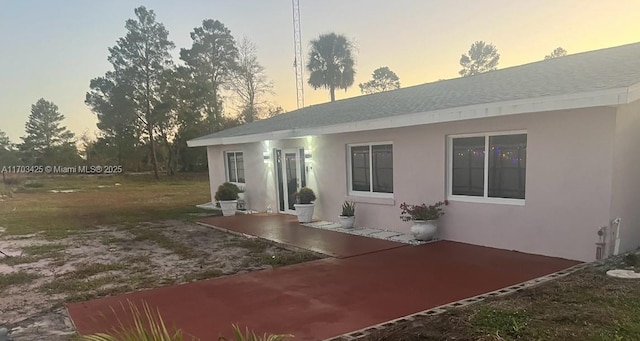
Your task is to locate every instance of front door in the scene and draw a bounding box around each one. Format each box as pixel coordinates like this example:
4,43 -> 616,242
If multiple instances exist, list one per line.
276,149 -> 303,214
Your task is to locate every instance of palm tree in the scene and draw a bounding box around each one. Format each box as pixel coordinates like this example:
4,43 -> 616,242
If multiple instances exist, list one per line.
306,33 -> 355,102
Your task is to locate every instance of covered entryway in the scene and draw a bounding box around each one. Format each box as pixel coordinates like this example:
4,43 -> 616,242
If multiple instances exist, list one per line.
274,148 -> 307,214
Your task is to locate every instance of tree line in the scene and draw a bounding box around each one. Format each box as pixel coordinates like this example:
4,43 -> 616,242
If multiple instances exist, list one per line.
1,5 -> 569,177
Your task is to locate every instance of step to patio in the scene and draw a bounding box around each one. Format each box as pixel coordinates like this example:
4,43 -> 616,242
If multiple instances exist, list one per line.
303,221 -> 432,245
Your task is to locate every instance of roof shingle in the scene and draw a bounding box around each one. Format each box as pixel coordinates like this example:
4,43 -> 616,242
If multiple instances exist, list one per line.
191,42 -> 640,142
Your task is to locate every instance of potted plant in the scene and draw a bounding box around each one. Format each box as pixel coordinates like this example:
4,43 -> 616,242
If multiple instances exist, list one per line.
400,200 -> 449,241
293,187 -> 316,223
215,182 -> 240,216
237,187 -> 246,210
339,201 -> 356,228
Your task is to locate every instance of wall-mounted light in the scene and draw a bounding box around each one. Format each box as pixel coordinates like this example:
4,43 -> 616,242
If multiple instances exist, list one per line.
263,151 -> 271,164
304,151 -> 312,163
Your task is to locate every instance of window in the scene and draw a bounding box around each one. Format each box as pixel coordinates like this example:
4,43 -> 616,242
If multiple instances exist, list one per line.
348,143 -> 393,195
449,132 -> 526,202
225,151 -> 245,183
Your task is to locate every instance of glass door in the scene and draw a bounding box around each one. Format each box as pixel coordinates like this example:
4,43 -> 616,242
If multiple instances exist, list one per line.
277,149 -> 302,214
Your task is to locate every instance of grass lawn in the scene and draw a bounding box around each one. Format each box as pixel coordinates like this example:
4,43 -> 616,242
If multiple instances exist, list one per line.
0,173 -> 212,238
0,173 -> 322,341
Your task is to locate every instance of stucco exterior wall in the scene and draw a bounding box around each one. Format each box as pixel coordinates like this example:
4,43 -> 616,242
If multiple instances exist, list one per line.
315,108 -> 616,261
207,140 -> 318,213
206,107 -> 617,261
609,99 -> 640,255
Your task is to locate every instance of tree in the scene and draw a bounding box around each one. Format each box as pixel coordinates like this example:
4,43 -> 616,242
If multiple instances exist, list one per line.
0,130 -> 12,152
306,33 -> 356,102
86,72 -> 140,167
105,6 -> 175,179
230,38 -> 273,123
180,19 -> 238,132
0,130 -> 19,169
459,41 -> 500,77
545,47 -> 567,60
358,66 -> 400,95
19,98 -> 77,165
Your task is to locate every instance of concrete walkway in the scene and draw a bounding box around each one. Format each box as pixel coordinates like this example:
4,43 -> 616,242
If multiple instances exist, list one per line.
67,228 -> 579,340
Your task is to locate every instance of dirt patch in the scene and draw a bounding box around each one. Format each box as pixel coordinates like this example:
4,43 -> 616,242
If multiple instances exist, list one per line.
0,220 -> 322,341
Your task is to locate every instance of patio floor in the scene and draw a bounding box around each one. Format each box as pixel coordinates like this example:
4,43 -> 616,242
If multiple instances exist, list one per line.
67,215 -> 580,341
198,213 -> 406,258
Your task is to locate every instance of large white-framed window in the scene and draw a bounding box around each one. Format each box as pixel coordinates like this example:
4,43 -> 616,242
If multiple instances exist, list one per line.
347,142 -> 393,197
225,151 -> 245,184
447,131 -> 527,205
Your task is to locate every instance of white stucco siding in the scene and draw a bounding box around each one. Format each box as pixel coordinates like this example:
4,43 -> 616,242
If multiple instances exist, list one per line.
610,99 -> 640,255
308,107 -> 616,261
206,107 -> 617,261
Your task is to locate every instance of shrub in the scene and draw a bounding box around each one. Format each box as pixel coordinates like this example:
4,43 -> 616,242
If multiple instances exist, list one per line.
215,182 -> 240,201
340,201 -> 355,217
400,200 -> 449,221
220,324 -> 293,341
293,187 -> 315,204
80,300 -> 185,341
81,300 -> 293,341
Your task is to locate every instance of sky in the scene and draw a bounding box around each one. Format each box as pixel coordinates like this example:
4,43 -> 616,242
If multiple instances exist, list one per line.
1,0 -> 639,143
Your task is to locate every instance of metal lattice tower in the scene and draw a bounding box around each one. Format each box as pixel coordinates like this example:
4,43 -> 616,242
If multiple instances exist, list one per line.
292,0 -> 305,109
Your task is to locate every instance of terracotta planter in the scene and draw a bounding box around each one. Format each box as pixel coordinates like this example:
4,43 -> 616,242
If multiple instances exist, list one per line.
294,203 -> 315,223
219,200 -> 238,216
339,216 -> 355,228
411,220 -> 437,241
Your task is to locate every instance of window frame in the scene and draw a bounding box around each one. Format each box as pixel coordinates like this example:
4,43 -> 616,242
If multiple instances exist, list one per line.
224,151 -> 245,185
447,130 -> 526,206
347,141 -> 394,198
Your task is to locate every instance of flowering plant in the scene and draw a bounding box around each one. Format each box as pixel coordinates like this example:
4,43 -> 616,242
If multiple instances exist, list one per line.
400,200 -> 449,221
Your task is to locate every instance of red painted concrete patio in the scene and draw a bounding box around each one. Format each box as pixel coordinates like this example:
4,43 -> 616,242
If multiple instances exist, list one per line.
199,214 -> 406,258
67,215 -> 580,340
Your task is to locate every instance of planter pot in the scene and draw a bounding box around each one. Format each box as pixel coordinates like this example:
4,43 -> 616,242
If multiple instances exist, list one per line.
219,200 -> 238,216
294,203 -> 315,223
339,216 -> 355,228
411,220 -> 437,241
237,192 -> 246,210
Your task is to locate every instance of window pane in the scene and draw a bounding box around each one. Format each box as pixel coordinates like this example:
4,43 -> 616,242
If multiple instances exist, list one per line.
452,137 -> 485,196
236,152 -> 245,183
351,146 -> 370,191
489,134 -> 526,199
372,144 -> 393,193
227,153 -> 237,183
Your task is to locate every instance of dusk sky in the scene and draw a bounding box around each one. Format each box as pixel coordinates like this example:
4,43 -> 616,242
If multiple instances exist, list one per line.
1,0 -> 639,143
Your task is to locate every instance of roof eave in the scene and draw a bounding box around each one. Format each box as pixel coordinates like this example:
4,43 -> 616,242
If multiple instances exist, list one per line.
627,81 -> 640,104
188,86 -> 632,147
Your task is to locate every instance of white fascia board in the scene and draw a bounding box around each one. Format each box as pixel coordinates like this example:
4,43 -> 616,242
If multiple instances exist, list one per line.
297,87 -> 630,136
187,129 -> 296,147
627,82 -> 640,104
187,137 -> 223,147
188,86 -> 630,147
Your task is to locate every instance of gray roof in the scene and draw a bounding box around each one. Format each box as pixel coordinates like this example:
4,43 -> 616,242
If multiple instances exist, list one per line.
191,42 -> 640,143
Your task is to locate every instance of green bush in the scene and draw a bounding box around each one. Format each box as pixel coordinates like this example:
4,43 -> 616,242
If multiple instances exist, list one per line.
293,187 -> 315,204
215,182 -> 240,201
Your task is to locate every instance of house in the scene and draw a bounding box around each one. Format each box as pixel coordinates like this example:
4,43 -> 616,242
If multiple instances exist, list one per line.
188,42 -> 640,262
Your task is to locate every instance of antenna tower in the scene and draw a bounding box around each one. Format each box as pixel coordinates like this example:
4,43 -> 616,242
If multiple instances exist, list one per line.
292,0 -> 304,109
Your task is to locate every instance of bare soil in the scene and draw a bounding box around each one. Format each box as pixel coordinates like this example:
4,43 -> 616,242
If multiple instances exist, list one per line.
0,220 -> 320,341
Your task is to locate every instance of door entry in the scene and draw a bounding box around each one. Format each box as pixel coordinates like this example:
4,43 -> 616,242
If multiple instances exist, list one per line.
275,149 -> 306,214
